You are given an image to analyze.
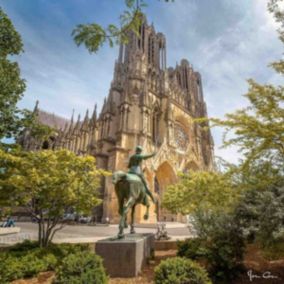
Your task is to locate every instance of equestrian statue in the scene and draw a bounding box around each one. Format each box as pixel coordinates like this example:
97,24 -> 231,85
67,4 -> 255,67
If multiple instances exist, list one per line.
112,145 -> 157,238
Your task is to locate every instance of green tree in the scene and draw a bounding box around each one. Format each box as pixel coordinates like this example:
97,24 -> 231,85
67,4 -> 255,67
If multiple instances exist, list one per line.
0,8 -> 31,141
72,0 -> 173,53
234,183 -> 284,247
162,171 -> 240,215
0,149 -> 107,247
212,80 -> 284,175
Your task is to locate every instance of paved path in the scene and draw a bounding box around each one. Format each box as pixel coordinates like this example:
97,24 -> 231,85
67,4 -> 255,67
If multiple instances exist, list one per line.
0,222 -> 193,245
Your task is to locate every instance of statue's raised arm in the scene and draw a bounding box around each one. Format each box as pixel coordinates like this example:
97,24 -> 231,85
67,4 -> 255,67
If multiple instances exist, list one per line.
141,152 -> 156,160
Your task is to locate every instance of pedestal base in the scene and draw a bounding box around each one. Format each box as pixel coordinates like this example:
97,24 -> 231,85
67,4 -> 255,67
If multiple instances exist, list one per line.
95,233 -> 154,277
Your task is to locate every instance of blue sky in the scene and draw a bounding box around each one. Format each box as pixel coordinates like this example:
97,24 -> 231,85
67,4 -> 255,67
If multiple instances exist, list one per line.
1,0 -> 283,163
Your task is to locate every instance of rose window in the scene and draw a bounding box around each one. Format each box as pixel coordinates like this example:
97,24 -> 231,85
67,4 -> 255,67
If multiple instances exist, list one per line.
174,124 -> 189,151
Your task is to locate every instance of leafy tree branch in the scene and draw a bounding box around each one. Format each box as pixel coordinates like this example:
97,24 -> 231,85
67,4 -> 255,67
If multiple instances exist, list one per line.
72,0 -> 174,53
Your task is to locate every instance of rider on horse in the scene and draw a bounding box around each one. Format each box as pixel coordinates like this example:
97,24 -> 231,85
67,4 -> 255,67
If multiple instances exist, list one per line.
128,146 -> 156,204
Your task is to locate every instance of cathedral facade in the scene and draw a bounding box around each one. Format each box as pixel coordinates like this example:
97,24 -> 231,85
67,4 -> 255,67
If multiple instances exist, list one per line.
20,17 -> 214,223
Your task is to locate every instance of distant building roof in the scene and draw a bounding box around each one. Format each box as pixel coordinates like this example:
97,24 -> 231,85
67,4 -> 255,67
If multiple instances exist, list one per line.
37,109 -> 70,130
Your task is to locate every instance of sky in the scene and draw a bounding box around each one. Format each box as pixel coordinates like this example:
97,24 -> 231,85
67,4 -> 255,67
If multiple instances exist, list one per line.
0,0 -> 283,163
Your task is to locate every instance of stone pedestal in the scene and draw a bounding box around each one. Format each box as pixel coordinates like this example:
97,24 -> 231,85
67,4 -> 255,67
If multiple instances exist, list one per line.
95,233 -> 155,277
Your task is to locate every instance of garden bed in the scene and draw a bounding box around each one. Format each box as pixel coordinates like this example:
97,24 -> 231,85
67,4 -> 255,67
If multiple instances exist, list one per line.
3,242 -> 284,284
109,245 -> 284,284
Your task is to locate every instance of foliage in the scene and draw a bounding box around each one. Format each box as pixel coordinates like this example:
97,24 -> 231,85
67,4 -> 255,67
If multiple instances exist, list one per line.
234,183 -> 284,247
154,257 -> 211,284
7,240 -> 90,258
0,241 -> 91,283
0,8 -> 32,141
162,170 -> 240,215
8,239 -> 40,255
0,250 -> 57,283
43,242 -> 91,259
72,0 -> 173,53
54,251 -> 108,284
0,149 -> 107,247
177,238 -> 208,261
212,80 -> 284,172
178,210 -> 245,283
28,115 -> 57,143
0,7 -> 23,57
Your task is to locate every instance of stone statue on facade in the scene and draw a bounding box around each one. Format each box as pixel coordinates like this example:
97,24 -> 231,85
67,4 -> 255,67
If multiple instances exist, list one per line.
112,146 -> 156,238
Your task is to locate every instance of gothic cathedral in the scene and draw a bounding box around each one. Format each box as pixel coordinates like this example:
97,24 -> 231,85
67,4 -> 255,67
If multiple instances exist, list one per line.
20,17 -> 215,223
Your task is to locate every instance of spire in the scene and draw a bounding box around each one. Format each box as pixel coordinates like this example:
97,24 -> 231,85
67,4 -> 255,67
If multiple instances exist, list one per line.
82,109 -> 89,130
91,104 -> 97,126
92,104 -> 97,121
73,113 -> 81,134
87,105 -> 97,130
70,109 -> 75,124
63,121 -> 69,133
100,98 -> 107,118
84,109 -> 89,121
76,113 -> 81,125
33,100 -> 39,114
68,109 -> 75,132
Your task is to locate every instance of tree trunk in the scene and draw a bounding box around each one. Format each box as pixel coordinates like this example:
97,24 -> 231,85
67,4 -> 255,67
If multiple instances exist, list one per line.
38,221 -> 42,247
37,217 -> 65,247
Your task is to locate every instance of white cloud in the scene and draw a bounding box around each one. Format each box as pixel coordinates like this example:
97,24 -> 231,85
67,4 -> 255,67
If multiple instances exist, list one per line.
2,0 -> 283,165
6,4 -> 118,119
150,0 -> 283,163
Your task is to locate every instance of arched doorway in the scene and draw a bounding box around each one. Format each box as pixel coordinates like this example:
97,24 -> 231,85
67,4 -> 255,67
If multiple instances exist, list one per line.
155,161 -> 177,222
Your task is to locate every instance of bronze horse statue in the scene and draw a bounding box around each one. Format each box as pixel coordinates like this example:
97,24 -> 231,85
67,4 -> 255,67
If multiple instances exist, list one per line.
112,171 -> 155,238
112,146 -> 157,238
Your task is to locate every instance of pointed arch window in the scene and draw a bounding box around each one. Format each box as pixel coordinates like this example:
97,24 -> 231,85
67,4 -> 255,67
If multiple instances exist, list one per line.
148,35 -> 155,64
152,106 -> 160,144
148,36 -> 152,63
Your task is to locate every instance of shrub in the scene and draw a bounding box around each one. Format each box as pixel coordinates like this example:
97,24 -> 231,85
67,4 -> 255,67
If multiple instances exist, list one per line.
0,254 -> 24,283
54,251 -> 108,284
0,250 -> 57,282
0,242 -> 88,283
234,184 -> 284,247
179,210 -> 245,283
154,257 -> 211,284
9,240 -> 39,256
44,243 -> 90,259
20,253 -> 51,277
177,238 -> 208,260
